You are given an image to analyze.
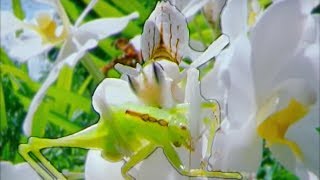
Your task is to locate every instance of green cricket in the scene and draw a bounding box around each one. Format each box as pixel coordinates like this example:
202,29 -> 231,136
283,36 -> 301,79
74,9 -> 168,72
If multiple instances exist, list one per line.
19,99 -> 242,179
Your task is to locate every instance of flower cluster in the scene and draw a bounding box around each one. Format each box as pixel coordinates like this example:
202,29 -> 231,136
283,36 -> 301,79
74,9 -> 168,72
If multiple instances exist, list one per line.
1,0 -> 319,179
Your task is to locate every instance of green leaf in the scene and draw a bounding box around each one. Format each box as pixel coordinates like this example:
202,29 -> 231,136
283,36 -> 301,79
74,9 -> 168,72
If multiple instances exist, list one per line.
1,64 -> 92,112
316,127 -> 320,134
11,0 -> 25,19
57,66 -> 74,91
0,78 -> 7,130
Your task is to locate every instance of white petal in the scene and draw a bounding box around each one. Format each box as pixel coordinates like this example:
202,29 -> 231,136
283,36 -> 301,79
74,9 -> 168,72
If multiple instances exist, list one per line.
181,0 -> 209,18
23,58 -> 66,136
269,144 -> 296,172
157,60 -> 180,81
0,161 -> 41,180
0,11 -> 23,38
114,63 -> 140,77
210,119 -> 262,172
190,34 -> 229,68
286,104 -> 320,176
200,47 -> 232,108
74,0 -> 98,27
85,150 -> 124,180
225,35 -> 256,128
8,36 -> 51,62
184,68 -> 201,138
129,35 -> 141,51
141,1 -> 188,63
250,0 -> 306,105
92,78 -> 139,118
64,38 -> 98,67
78,12 -> 139,40
220,0 -> 247,42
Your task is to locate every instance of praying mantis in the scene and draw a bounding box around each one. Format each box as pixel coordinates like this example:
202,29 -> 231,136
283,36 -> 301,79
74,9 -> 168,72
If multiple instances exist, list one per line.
19,96 -> 242,179
19,1 -> 242,179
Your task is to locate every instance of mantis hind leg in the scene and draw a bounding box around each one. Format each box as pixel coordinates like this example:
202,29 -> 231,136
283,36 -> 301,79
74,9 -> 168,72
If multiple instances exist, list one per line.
19,124 -> 107,179
200,100 -> 221,169
121,143 -> 156,180
163,145 -> 242,179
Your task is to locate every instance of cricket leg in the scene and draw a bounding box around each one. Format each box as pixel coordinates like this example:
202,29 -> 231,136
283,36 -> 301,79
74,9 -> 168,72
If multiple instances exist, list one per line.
121,143 -> 156,180
163,145 -> 242,179
19,124 -> 107,179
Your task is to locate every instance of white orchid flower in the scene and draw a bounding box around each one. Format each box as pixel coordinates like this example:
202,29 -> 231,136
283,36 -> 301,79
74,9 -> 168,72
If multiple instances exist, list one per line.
11,0 -> 139,136
0,161 -> 41,180
202,0 -> 319,178
85,1 -> 230,179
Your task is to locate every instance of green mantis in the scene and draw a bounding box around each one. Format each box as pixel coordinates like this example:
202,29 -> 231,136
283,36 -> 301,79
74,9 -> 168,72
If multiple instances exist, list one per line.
19,1 -> 242,179
19,94 -> 241,179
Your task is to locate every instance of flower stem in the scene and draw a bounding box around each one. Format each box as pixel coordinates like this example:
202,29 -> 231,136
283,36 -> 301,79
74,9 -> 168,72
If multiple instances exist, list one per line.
81,55 -> 104,84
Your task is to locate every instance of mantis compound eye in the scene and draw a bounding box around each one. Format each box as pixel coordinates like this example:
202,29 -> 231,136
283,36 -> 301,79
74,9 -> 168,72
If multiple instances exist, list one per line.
173,141 -> 182,147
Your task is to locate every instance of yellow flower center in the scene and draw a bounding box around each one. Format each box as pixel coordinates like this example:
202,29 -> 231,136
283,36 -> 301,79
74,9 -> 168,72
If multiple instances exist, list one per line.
257,98 -> 309,160
248,11 -> 257,27
32,13 -> 67,44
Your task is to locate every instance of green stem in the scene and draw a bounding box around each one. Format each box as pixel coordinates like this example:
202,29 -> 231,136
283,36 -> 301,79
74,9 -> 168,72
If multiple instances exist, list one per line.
81,55 -> 104,84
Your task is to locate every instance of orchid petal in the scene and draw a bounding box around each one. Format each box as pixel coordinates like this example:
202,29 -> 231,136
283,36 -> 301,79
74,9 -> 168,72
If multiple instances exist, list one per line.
85,150 -> 124,180
78,12 -> 139,40
181,0 -> 209,18
141,1 -> 188,63
8,36 -> 52,62
250,0 -> 305,105
92,78 -> 139,118
115,63 -> 140,77
74,0 -> 98,27
225,35 -> 256,128
64,38 -> 98,67
190,34 -> 229,68
220,0 -> 247,42
130,35 -> 141,51
0,11 -> 23,38
0,161 -> 41,180
210,119 -> 262,172
157,60 -> 180,81
23,58 -> 66,135
200,46 -> 232,103
285,104 -> 320,176
185,68 -> 201,138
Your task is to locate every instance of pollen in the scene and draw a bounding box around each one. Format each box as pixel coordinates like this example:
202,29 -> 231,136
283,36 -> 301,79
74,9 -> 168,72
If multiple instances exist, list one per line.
257,98 -> 309,160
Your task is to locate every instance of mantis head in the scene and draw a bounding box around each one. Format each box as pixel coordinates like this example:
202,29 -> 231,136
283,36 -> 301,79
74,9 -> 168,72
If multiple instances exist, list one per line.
168,124 -> 193,151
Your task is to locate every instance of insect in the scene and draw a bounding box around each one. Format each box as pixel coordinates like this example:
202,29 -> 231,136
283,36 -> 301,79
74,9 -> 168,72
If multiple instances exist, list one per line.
19,1 -> 240,179
19,93 -> 242,179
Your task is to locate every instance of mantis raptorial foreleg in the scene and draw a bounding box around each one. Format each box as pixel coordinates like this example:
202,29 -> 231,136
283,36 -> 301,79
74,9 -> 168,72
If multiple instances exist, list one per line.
163,145 -> 242,179
19,124 -> 107,179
